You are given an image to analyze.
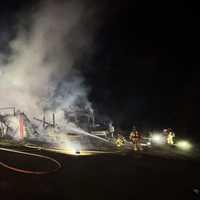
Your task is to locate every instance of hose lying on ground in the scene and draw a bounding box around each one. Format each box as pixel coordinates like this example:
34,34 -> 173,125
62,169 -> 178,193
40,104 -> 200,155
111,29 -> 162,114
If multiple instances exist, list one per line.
0,147 -> 61,175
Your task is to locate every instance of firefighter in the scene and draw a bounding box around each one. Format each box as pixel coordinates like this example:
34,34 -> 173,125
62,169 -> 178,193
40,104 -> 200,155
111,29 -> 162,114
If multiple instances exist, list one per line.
108,122 -> 115,138
129,126 -> 142,151
115,133 -> 126,147
166,129 -> 175,145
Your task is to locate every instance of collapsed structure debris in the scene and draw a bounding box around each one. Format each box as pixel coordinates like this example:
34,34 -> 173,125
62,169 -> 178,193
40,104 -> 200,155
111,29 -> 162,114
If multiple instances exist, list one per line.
0,107 -> 37,141
0,107 -> 117,154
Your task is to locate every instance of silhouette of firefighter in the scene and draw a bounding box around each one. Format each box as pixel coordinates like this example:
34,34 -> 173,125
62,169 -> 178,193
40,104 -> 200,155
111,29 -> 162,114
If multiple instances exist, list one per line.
163,128 -> 175,145
115,133 -> 126,147
129,126 -> 142,151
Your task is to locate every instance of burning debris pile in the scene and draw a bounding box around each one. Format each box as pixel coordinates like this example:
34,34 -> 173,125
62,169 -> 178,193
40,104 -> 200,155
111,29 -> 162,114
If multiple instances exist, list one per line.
0,107 -> 36,141
0,107 -> 117,154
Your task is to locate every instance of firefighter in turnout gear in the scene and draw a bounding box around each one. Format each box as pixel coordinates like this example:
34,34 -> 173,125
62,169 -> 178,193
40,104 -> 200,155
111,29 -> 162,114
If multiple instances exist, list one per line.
115,133 -> 126,147
166,129 -> 175,145
129,126 -> 142,151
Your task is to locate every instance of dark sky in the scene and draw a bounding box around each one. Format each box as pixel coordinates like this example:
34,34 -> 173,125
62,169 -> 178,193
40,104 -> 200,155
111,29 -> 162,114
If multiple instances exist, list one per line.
0,0 -> 200,138
84,0 -> 200,137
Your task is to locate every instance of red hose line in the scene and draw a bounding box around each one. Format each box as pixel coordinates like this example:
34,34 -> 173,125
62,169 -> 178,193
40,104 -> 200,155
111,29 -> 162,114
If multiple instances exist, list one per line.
0,147 -> 61,175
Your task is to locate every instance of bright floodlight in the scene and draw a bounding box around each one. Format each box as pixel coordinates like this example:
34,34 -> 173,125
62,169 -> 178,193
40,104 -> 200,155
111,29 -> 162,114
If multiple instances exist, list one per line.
176,140 -> 192,151
151,134 -> 165,145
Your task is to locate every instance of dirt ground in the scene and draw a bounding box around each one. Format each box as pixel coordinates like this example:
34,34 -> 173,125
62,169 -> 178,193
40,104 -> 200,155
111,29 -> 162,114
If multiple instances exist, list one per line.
0,145 -> 200,200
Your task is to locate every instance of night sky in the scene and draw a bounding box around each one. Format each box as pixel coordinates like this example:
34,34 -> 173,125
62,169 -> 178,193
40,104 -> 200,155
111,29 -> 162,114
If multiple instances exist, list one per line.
0,0 -> 200,138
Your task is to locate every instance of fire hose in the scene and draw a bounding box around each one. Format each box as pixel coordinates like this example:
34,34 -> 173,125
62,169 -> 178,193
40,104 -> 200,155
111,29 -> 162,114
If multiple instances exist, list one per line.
0,147 -> 61,174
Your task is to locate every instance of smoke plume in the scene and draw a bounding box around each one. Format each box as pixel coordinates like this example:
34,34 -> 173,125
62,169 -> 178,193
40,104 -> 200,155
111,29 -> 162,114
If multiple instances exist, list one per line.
0,0 -> 94,119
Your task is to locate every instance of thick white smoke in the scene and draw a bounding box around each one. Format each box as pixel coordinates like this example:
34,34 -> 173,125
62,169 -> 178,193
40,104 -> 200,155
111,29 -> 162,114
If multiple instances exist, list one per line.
0,1 -> 116,152
0,0 -> 93,119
